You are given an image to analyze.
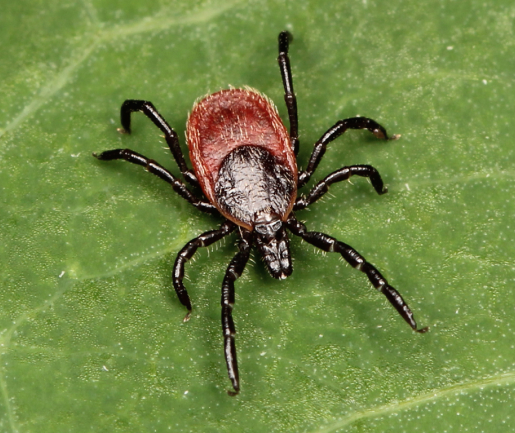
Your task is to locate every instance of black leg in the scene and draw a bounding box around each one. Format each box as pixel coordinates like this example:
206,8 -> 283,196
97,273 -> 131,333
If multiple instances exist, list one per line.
118,99 -> 199,186
173,221 -> 236,321
221,229 -> 252,396
298,117 -> 399,188
277,31 -> 299,156
286,215 -> 428,333
294,164 -> 387,211
93,148 -> 217,214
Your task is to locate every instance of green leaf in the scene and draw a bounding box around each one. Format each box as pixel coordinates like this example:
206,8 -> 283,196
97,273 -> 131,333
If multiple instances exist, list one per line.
1,0 -> 514,431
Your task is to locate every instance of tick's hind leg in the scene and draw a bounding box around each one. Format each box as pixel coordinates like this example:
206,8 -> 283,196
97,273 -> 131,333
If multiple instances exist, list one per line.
277,31 -> 299,156
298,117 -> 399,188
221,229 -> 252,395
286,215 -> 428,333
173,221 -> 236,321
118,99 -> 199,186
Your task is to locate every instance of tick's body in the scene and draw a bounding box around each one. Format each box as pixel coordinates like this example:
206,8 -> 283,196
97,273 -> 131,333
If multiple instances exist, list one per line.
188,89 -> 297,230
94,32 -> 427,395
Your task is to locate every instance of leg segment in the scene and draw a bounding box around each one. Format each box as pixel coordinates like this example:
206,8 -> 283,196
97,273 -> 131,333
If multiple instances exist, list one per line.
298,117 -> 398,188
295,164 -> 387,211
286,215 -> 428,333
221,229 -> 252,395
173,221 -> 236,321
119,99 -> 198,186
93,148 -> 217,214
277,31 -> 299,156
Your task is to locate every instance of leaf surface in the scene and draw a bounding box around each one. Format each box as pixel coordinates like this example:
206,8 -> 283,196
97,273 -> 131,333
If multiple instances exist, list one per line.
1,0 -> 514,431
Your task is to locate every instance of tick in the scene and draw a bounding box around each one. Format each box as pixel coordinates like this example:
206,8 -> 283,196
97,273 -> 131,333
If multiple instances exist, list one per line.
93,31 -> 427,395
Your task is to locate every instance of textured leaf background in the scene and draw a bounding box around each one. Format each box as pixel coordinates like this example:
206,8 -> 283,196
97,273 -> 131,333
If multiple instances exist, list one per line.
1,0 -> 514,431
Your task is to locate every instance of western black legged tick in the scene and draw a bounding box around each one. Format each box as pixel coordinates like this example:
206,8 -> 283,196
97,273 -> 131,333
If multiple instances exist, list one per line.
93,31 -> 427,396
